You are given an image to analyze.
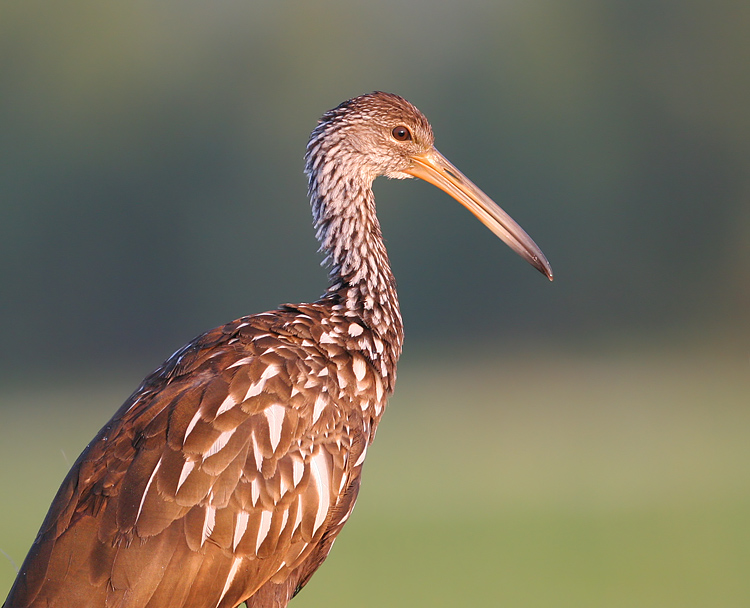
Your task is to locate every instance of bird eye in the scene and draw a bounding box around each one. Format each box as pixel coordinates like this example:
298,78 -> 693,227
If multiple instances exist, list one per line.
391,126 -> 412,142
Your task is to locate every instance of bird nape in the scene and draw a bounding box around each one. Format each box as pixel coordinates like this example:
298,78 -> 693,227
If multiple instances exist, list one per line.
4,92 -> 552,608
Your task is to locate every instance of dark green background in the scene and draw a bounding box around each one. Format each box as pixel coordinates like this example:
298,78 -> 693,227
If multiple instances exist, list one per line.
2,1 -> 749,605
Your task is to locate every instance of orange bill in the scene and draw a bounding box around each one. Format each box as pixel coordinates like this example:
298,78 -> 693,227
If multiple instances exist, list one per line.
405,148 -> 553,280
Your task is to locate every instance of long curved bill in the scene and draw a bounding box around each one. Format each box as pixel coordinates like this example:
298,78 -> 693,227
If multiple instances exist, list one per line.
405,148 -> 553,280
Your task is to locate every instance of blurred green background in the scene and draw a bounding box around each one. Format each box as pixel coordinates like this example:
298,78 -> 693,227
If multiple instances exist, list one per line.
1,1 -> 749,606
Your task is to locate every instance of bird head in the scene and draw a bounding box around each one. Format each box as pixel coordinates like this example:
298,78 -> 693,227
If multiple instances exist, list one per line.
307,92 -> 553,280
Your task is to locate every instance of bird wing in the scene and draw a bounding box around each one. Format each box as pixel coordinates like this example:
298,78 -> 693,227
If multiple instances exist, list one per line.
8,316 -> 374,608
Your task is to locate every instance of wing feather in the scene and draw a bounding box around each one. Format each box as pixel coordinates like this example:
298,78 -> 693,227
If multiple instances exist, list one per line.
6,311 -> 382,608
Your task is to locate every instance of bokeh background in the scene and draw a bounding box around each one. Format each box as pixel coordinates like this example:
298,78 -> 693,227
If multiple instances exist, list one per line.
2,1 -> 749,606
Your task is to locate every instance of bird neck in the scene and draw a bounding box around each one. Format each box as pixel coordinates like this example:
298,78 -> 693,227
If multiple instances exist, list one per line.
308,169 -> 404,367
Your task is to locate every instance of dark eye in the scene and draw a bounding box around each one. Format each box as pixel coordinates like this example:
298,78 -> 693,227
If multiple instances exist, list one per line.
391,125 -> 412,142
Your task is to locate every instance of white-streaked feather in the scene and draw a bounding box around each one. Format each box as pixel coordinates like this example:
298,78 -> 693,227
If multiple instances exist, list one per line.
264,404 -> 285,453
176,459 -> 195,492
310,451 -> 331,534
202,505 -> 216,545
206,429 -> 234,458
217,556 -> 243,607
312,393 -> 327,424
233,511 -> 249,551
134,457 -> 162,524
256,510 -> 273,553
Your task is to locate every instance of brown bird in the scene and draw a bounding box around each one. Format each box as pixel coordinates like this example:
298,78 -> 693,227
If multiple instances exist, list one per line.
4,92 -> 552,608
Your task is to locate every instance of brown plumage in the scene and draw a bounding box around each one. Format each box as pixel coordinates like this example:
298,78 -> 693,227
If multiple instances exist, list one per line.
4,92 -> 552,608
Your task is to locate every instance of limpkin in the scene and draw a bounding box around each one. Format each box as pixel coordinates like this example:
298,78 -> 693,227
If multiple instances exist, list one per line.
4,92 -> 552,608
